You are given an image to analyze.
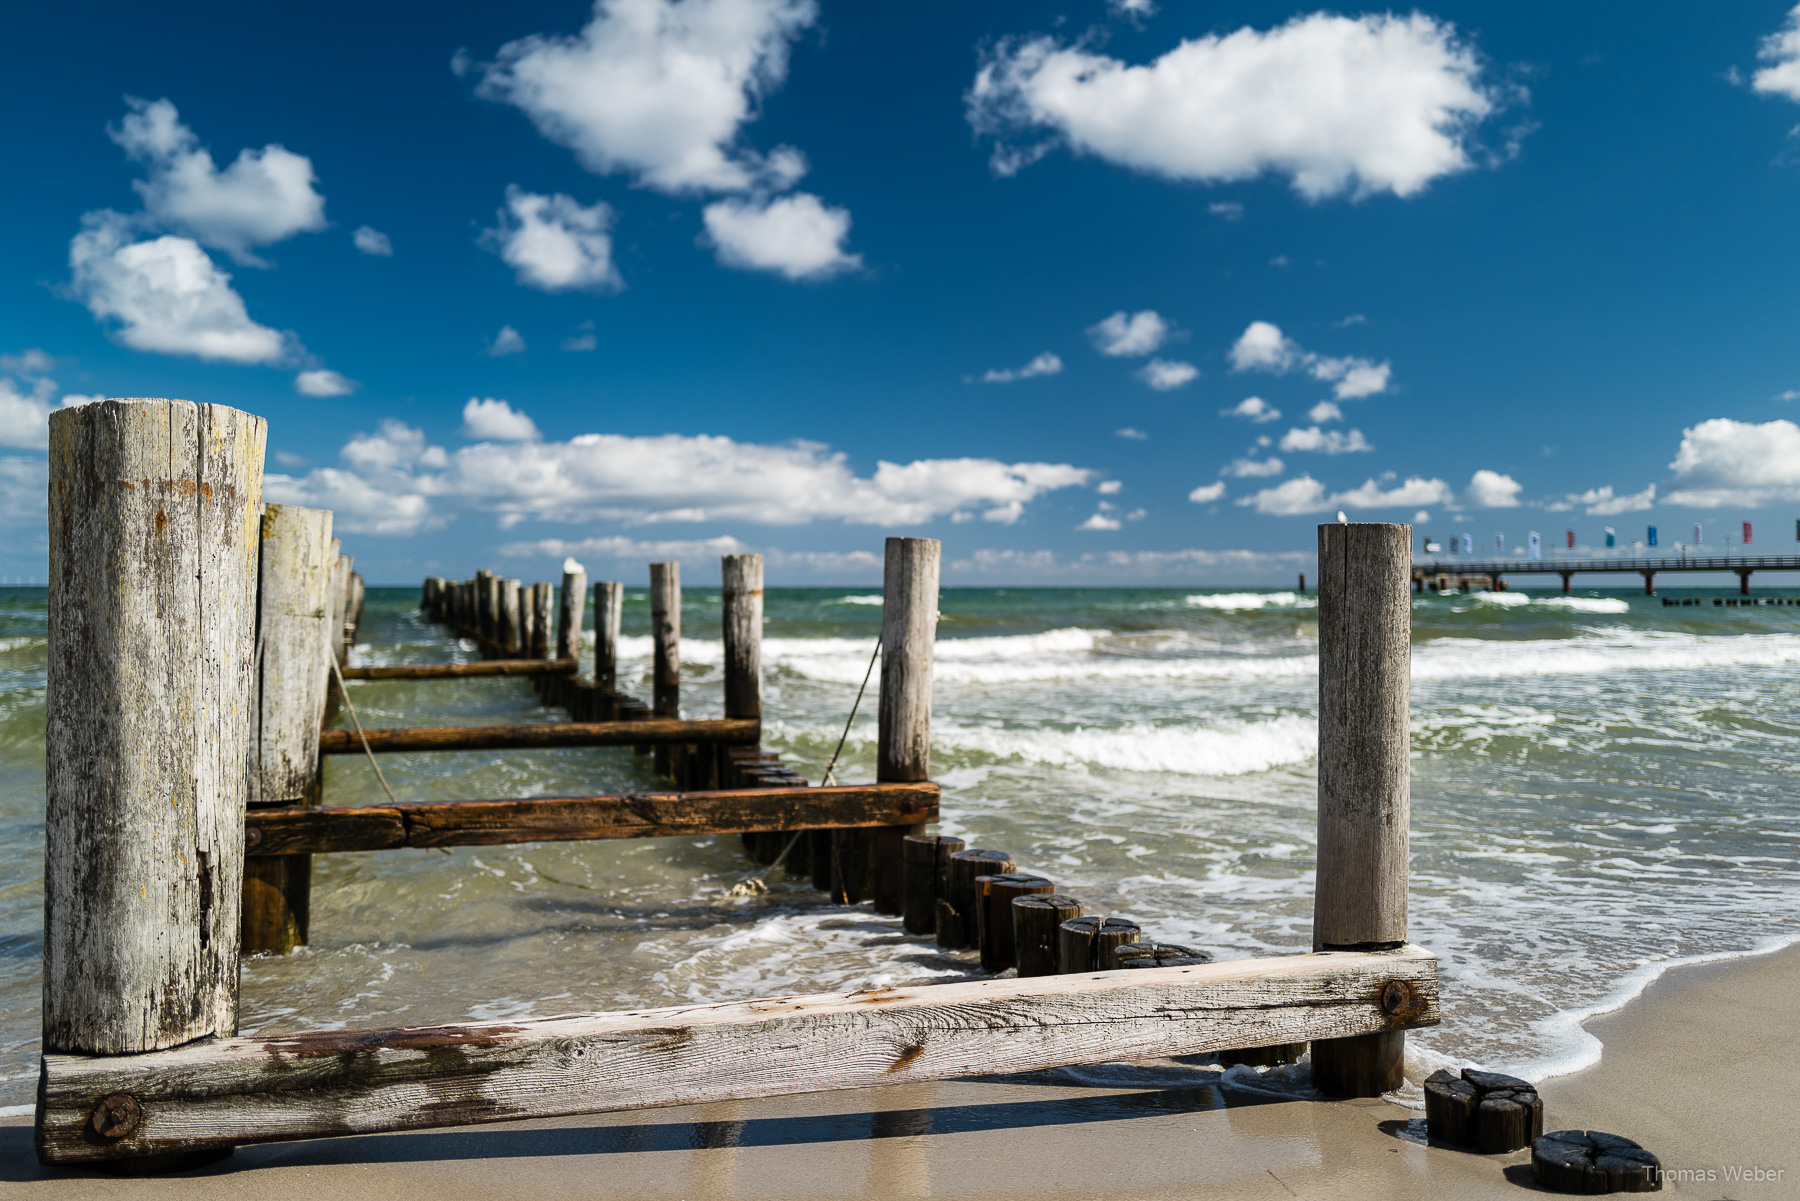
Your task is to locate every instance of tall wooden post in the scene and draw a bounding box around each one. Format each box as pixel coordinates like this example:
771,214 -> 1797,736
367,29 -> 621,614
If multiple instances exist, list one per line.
558,565 -> 588,662
593,581 -> 623,693
42,398 -> 265,1068
873,537 -> 939,915
721,555 -> 762,721
334,556 -> 355,665
243,503 -> 334,955
649,562 -> 680,778
321,540 -> 347,723
1312,521 -> 1412,1097
531,583 -> 553,659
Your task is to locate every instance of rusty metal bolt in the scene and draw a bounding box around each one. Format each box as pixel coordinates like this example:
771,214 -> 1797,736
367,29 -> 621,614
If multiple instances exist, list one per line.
1380,980 -> 1416,1017
89,1093 -> 141,1140
245,826 -> 262,849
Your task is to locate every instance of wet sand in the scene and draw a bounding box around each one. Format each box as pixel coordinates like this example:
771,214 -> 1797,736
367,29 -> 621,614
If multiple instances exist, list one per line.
5,944 -> 1794,1199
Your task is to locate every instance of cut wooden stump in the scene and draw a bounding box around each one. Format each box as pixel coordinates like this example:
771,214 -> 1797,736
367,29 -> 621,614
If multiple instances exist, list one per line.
1423,1067 -> 1544,1153
1531,1130 -> 1662,1193
902,834 -> 962,937
1057,916 -> 1141,973
940,849 -> 1012,950
1114,943 -> 1212,968
974,874 -> 1053,973
1013,895 -> 1082,977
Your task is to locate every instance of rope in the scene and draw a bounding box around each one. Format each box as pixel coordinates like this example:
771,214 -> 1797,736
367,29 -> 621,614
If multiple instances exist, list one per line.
822,639 -> 880,787
325,643 -> 400,808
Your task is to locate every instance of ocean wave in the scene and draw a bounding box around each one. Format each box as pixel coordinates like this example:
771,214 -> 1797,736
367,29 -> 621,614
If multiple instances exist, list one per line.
1471,592 -> 1630,614
1186,592 -> 1315,611
829,595 -> 884,606
935,715 -> 1316,776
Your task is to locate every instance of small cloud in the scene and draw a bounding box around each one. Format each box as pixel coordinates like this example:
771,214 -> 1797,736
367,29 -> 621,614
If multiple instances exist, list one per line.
294,369 -> 355,397
1077,511 -> 1123,531
562,333 -> 597,351
1137,358 -> 1198,390
353,226 -> 393,256
1223,396 -> 1280,423
273,449 -> 309,468
449,47 -> 473,77
1125,507 -> 1146,521
1335,314 -> 1367,327
1564,483 -> 1656,515
487,325 -> 526,356
1308,400 -> 1343,423
1115,427 -> 1148,440
1777,389 -> 1800,401
1207,201 -> 1243,221
0,349 -> 55,374
1279,426 -> 1372,454
980,352 -> 1063,383
1465,468 -> 1522,508
1269,254 -> 1290,268
1414,509 -> 1431,522
1224,456 -> 1284,477
1229,320 -> 1392,399
1187,480 -> 1226,503
1106,0 -> 1158,22
1088,309 -> 1171,357
1097,479 -> 1123,494
461,396 -> 540,441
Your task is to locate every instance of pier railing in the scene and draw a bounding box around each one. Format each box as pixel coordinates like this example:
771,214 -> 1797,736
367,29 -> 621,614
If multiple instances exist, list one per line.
33,398 -> 1437,1168
1414,553 -> 1800,595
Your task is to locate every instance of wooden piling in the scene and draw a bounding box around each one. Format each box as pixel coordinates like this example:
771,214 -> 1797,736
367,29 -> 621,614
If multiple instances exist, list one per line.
649,562 -> 679,777
530,584 -> 553,659
42,398 -> 265,1062
940,848 -> 1012,949
721,555 -> 763,722
975,874 -> 1053,972
500,579 -> 523,656
1312,521 -> 1412,1097
558,566 -> 587,662
1012,894 -> 1081,977
901,833 -> 963,936
1057,916 -> 1140,973
873,537 -> 939,916
593,581 -> 623,692
243,503 -> 335,955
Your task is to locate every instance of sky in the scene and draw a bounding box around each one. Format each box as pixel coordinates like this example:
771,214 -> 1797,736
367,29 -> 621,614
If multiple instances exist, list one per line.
4,0 -> 1800,585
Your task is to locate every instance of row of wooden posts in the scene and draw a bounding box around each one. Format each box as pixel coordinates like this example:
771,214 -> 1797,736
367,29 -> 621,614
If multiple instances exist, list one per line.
35,398 -> 1437,1169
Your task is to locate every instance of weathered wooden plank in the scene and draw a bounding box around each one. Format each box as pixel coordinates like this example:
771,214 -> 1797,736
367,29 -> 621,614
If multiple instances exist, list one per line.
44,398 -> 266,1055
242,782 -> 941,854
36,945 -> 1439,1163
339,657 -> 578,680
317,717 -> 757,754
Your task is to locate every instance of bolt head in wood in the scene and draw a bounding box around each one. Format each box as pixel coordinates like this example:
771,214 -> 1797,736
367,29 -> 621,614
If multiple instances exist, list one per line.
89,1093 -> 140,1140
1380,979 -> 1420,1017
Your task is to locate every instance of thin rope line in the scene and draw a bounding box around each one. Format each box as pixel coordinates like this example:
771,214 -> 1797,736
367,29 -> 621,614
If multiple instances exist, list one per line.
822,640 -> 880,788
325,642 -> 399,808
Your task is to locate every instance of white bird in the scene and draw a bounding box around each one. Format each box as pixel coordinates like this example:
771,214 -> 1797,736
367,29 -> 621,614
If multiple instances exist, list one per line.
1336,510 -> 1348,524
563,557 -> 586,574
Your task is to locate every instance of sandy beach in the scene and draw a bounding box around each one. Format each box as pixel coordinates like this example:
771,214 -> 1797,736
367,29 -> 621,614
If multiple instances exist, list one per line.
6,942 -> 1794,1199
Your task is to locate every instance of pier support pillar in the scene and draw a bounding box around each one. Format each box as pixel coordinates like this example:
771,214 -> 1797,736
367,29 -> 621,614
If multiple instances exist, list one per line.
1642,571 -> 1656,597
1560,572 -> 1573,595
1739,569 -> 1752,596
1312,522 -> 1411,1098
873,537 -> 940,916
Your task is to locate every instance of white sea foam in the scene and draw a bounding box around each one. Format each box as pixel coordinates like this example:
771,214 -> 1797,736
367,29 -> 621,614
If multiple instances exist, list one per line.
830,595 -> 884,605
936,715 -> 1316,776
1472,591 -> 1530,607
1186,592 -> 1315,611
1470,591 -> 1630,614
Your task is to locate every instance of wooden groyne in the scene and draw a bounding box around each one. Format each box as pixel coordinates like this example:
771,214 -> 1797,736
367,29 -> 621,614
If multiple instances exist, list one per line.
33,398 -> 1439,1169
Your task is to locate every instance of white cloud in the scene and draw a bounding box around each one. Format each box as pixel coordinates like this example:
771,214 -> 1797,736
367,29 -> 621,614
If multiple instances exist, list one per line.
353,226 -> 393,256
1137,358 -> 1198,390
1187,480 -> 1226,503
1239,471 -> 1451,515
702,192 -> 860,280
981,352 -> 1063,383
68,212 -> 289,364
1107,0 -> 1157,20
110,97 -> 326,265
1077,511 -> 1122,531
1208,201 -> 1243,220
477,0 -> 819,194
463,397 -> 542,442
502,533 -> 751,562
1097,479 -> 1123,494
967,12 -> 1498,199
1228,320 -> 1391,399
1115,427 -> 1148,439
949,545 -> 1310,581
1308,400 -> 1343,423
1088,309 -> 1170,356
1224,456 -> 1284,478
563,333 -> 598,351
0,350 -> 55,374
487,325 -> 527,356
1279,425 -> 1372,454
269,419 -> 1095,532
484,187 -> 623,293
1222,395 -> 1280,423
1665,417 -> 1800,507
0,377 -> 55,451
1465,468 -> 1522,508
1563,483 -> 1656,516
295,369 -> 354,397
1755,5 -> 1800,102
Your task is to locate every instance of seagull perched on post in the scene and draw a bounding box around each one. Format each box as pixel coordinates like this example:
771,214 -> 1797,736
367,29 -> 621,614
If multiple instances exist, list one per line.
1336,510 -> 1348,524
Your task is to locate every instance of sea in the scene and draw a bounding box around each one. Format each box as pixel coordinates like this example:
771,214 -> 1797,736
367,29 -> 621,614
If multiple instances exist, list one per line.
3,582 -> 1799,1113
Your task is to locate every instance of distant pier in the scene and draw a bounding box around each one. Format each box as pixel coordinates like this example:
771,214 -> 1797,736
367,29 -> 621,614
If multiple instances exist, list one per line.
1412,554 -> 1800,596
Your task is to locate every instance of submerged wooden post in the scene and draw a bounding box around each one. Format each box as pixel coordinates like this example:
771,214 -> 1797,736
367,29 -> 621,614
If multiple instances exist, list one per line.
873,537 -> 938,915
650,563 -> 680,777
1312,521 -> 1412,1097
593,581 -> 623,693
243,503 -> 335,955
558,564 -> 587,663
42,399 -> 265,1074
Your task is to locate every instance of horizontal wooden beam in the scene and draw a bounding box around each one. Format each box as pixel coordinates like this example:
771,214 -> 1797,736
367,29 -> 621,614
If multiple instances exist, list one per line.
243,782 -> 936,854
36,944 -> 1439,1164
340,657 -> 577,680
318,717 -> 756,755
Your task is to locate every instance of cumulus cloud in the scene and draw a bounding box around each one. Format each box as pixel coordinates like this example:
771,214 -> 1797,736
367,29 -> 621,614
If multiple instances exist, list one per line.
462,397 -> 541,441
68,212 -> 289,364
1115,427 -> 1148,440
1755,5 -> 1800,101
702,192 -> 860,279
967,12 -> 1499,199
295,369 -> 354,397
1187,480 -> 1226,503
484,187 -> 623,293
1465,468 -> 1522,508
1278,425 -> 1371,454
1665,417 -> 1800,506
980,352 -> 1063,383
1223,396 -> 1280,423
1076,511 -> 1122,531
487,325 -> 527,356
0,377 -> 55,451
502,533 -> 751,562
1136,358 -> 1198,390
110,97 -> 326,265
1240,472 -> 1451,515
1229,320 -> 1392,399
1224,456 -> 1284,478
353,226 -> 393,256
268,414 -> 1094,533
477,0 -> 818,194
1308,400 -> 1343,423
1088,309 -> 1171,356
1561,483 -> 1656,516
1097,479 -> 1122,494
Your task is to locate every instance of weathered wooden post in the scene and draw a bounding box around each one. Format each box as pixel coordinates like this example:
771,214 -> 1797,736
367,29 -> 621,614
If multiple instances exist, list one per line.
243,503 -> 335,955
721,554 -> 762,794
530,584 -> 553,659
1312,521 -> 1413,1097
593,581 -> 623,694
41,401 -> 265,1104
558,564 -> 587,663
873,537 -> 938,915
334,556 -> 355,664
500,579 -> 523,656
345,572 -> 365,650
321,540 -> 348,722
649,562 -> 680,777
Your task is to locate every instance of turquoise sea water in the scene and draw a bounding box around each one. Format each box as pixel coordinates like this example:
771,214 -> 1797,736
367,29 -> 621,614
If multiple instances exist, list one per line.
3,582 -> 1799,1110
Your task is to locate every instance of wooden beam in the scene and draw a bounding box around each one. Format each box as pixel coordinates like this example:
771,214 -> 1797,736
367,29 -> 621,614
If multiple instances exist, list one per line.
242,782 -> 939,854
36,944 -> 1439,1164
339,657 -> 578,680
317,717 -> 755,754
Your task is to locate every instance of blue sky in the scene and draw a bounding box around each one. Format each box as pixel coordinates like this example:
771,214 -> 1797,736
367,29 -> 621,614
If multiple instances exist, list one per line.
4,0 -> 1800,584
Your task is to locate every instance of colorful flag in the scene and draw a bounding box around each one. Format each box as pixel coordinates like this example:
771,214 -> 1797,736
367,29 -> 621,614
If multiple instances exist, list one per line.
1566,530 -> 1575,549
1693,523 -> 1703,547
1743,521 -> 1752,545
1604,527 -> 1615,548
1529,531 -> 1541,561
1495,532 -> 1504,551
1648,525 -> 1658,547
1463,533 -> 1475,554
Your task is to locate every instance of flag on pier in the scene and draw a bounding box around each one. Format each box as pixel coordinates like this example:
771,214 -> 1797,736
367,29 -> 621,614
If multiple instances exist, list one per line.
1566,530 -> 1575,549
1605,527 -> 1615,548
1744,521 -> 1752,545
1529,531 -> 1541,561
1648,525 -> 1658,547
1693,523 -> 1703,547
